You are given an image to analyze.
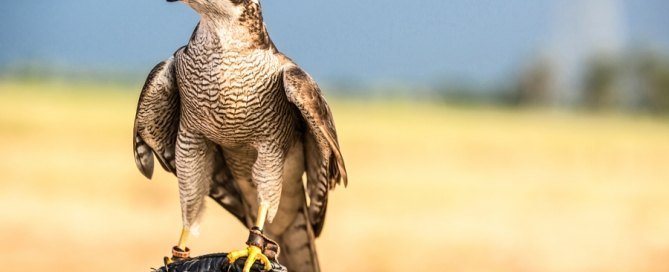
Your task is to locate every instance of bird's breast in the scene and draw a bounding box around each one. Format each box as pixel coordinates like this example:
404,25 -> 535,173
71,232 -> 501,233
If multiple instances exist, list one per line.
175,48 -> 289,146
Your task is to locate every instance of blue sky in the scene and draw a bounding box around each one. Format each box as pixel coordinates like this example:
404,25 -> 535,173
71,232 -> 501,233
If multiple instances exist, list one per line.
1,1 -> 667,85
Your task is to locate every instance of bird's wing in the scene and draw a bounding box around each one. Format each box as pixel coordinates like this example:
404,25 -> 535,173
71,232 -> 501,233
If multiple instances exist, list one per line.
133,50 -> 247,224
282,63 -> 348,237
133,56 -> 180,177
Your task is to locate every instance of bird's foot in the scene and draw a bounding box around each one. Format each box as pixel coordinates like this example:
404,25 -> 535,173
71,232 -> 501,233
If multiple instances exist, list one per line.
226,228 -> 280,272
163,246 -> 191,266
227,245 -> 272,272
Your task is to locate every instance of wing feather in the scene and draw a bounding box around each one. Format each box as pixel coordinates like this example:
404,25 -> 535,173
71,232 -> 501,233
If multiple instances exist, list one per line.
133,57 -> 180,178
282,64 -> 348,237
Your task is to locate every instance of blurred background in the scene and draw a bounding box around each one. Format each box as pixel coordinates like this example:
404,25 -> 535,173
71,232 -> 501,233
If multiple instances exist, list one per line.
1,0 -> 668,271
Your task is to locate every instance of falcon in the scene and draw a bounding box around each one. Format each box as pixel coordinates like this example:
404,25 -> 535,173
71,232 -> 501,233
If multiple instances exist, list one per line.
132,0 -> 348,271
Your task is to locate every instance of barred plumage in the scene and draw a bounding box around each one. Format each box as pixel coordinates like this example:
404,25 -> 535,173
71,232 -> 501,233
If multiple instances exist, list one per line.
133,1 -> 347,272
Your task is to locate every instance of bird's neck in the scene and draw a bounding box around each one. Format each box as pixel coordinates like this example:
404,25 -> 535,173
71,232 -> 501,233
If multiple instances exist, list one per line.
195,12 -> 272,51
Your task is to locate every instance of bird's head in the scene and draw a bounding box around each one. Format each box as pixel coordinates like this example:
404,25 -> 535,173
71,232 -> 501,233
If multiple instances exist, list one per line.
168,0 -> 261,18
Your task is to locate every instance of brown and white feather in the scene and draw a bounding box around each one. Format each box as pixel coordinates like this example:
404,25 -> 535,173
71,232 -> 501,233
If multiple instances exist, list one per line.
133,1 -> 346,271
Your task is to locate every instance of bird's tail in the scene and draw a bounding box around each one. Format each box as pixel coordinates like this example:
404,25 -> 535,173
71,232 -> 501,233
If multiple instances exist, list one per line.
275,205 -> 321,272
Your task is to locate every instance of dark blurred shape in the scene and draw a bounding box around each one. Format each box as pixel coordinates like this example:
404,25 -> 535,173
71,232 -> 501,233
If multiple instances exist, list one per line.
582,55 -> 620,110
635,51 -> 669,114
505,47 -> 669,115
514,57 -> 555,106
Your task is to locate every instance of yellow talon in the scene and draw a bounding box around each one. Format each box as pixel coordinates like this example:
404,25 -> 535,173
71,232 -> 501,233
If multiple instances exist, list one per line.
228,245 -> 272,272
227,203 -> 273,272
164,227 -> 192,266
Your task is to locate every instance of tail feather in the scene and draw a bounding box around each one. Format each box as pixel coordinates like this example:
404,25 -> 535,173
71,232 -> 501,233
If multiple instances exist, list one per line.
275,206 -> 320,272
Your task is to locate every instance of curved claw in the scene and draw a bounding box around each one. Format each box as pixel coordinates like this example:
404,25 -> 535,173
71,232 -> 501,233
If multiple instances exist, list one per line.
228,245 -> 272,272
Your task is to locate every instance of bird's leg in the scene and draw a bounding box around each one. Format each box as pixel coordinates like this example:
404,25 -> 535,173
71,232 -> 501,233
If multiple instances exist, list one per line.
228,147 -> 283,272
164,227 -> 192,265
177,226 -> 190,250
164,131 -> 213,266
227,202 -> 273,272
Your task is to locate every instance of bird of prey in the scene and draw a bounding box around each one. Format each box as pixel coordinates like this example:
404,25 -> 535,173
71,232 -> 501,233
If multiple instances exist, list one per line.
132,0 -> 347,272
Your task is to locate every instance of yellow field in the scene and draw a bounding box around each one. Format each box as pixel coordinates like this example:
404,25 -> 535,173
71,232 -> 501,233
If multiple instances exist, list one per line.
1,81 -> 669,272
